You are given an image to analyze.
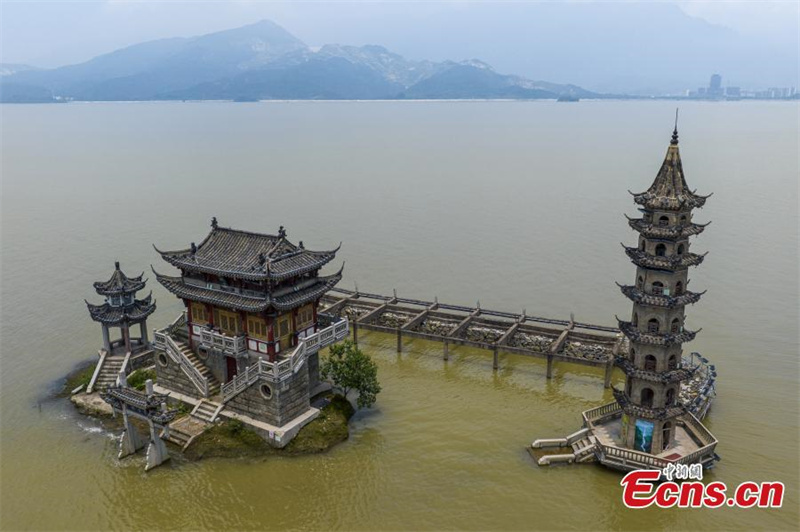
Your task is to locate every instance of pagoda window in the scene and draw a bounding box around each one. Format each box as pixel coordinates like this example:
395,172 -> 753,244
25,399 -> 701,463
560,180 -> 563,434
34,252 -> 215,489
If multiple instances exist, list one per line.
641,388 -> 654,408
647,318 -> 660,333
670,318 -> 681,333
632,313 -> 638,326
658,215 -> 669,226
679,215 -> 688,225
191,302 -> 209,324
675,281 -> 683,295
629,348 -> 636,362
636,276 -> 644,289
668,355 -> 678,370
639,240 -> 646,251
677,244 -> 685,255
110,295 -> 121,306
662,422 -> 672,450
665,388 -> 676,407
655,243 -> 667,256
277,314 -> 293,338
246,315 -> 268,340
644,355 -> 657,372
651,281 -> 664,295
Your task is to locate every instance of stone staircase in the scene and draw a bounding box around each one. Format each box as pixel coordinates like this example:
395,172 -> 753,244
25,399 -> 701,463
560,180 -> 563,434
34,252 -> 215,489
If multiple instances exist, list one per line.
173,340 -> 220,397
163,425 -> 193,449
93,356 -> 125,392
191,399 -> 223,423
570,434 -> 599,463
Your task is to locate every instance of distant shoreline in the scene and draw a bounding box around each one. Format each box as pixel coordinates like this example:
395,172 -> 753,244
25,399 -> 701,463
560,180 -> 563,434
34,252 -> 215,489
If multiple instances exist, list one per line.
2,97 -> 797,105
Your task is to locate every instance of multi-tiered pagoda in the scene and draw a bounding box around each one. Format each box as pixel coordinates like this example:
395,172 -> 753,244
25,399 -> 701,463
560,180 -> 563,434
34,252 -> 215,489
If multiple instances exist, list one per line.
86,262 -> 156,355
150,219 -> 349,445
614,123 -> 712,455
534,122 -> 719,471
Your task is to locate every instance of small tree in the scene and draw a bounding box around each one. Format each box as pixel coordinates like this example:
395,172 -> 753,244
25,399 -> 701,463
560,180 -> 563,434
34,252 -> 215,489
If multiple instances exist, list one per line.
321,340 -> 381,409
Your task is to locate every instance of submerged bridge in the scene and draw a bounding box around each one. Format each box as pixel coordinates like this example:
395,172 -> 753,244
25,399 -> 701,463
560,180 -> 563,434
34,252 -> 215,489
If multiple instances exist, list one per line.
321,287 -> 624,387
320,288 -> 716,415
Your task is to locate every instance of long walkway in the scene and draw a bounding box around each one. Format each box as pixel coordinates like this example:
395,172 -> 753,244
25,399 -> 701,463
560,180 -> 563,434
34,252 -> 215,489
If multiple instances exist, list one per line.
321,288 -> 625,387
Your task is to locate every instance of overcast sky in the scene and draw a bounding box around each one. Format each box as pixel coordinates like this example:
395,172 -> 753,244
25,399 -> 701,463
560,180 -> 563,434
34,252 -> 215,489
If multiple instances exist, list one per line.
1,1 -> 797,91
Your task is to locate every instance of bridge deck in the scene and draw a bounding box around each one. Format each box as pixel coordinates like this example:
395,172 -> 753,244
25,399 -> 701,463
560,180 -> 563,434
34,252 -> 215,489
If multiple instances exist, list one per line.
321,288 -> 626,386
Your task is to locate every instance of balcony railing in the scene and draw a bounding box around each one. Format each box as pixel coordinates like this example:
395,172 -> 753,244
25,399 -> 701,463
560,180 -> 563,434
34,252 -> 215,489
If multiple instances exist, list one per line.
199,328 -> 247,358
221,317 -> 349,403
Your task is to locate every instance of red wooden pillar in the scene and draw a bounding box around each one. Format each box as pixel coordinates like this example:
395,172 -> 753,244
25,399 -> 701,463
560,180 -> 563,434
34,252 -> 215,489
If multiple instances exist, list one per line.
266,316 -> 276,362
291,309 -> 298,346
313,301 -> 319,332
184,299 -> 194,349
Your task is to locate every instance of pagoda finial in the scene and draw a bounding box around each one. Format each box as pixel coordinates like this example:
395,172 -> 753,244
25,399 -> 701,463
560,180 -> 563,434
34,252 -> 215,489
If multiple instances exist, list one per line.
671,108 -> 679,145
115,261 -> 120,270
211,216 -> 218,229
190,242 -> 197,254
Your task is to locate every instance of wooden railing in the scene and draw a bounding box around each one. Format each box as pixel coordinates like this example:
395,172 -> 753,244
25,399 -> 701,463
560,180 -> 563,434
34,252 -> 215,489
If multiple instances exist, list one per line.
221,318 -> 349,403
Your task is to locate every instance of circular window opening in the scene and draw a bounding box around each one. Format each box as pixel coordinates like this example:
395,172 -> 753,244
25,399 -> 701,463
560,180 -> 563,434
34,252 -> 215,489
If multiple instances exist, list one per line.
198,347 -> 209,360
259,383 -> 273,400
157,352 -> 168,367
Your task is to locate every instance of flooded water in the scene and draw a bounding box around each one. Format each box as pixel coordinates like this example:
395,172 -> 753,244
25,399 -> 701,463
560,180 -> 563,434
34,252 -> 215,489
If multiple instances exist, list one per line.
1,100 -> 797,530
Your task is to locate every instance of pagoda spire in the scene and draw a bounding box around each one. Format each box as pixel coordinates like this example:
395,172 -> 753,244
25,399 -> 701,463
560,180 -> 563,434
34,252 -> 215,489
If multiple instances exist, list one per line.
671,108 -> 679,145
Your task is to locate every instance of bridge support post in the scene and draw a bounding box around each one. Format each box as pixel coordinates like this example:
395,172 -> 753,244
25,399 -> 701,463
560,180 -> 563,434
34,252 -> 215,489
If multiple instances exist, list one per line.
603,360 -> 614,389
493,347 -> 499,370
443,340 -> 449,361
546,355 -> 554,379
145,420 -> 170,471
396,328 -> 402,353
352,319 -> 358,345
118,405 -> 144,459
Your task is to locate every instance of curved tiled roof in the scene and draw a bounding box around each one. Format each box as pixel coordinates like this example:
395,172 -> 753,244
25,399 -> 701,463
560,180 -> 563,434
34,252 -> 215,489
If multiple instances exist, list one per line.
86,293 -> 156,325
630,129 -> 711,212
626,216 -> 709,240
617,319 -> 699,347
94,262 -> 146,296
617,284 -> 704,308
623,246 -> 706,271
154,224 -> 339,282
153,267 -> 343,313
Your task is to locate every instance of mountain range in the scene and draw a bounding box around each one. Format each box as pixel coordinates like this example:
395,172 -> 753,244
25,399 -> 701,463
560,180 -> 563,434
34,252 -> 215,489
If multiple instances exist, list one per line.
0,20 -> 599,103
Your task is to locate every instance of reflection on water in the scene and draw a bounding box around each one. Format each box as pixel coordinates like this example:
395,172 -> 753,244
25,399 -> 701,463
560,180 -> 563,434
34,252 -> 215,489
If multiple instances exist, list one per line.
1,101 -> 797,530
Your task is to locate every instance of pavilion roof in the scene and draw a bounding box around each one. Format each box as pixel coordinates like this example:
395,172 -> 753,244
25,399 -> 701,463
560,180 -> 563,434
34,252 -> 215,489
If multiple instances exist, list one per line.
630,128 -> 711,212
86,293 -> 156,325
154,220 -> 340,281
93,262 -> 146,296
153,266 -> 343,313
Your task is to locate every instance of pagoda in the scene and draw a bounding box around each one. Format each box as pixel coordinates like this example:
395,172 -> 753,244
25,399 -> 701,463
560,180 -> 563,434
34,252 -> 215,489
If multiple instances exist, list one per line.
86,261 -> 156,355
532,119 -> 719,471
614,120 -> 713,455
150,219 -> 349,445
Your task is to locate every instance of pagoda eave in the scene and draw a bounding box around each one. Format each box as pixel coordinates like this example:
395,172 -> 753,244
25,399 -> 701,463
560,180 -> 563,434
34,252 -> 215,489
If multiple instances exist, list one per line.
624,246 -> 706,271
614,356 -> 697,384
618,284 -> 704,308
627,218 -> 707,239
612,388 -> 686,420
618,320 -> 699,346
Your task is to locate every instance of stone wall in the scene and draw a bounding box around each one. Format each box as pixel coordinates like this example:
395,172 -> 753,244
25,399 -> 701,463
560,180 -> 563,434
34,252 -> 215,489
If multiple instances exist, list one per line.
307,352 -> 320,392
226,364 -> 311,427
153,348 -> 202,399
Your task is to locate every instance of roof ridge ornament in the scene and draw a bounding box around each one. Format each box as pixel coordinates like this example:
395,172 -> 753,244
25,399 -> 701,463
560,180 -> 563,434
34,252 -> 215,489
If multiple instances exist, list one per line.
115,261 -> 120,270
278,225 -> 286,238
211,216 -> 218,229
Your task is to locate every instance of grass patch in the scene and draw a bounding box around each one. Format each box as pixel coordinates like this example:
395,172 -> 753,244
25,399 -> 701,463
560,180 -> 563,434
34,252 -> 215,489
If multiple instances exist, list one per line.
183,419 -> 273,461
284,394 -> 355,454
183,394 -> 355,461
127,368 -> 156,391
61,361 -> 96,396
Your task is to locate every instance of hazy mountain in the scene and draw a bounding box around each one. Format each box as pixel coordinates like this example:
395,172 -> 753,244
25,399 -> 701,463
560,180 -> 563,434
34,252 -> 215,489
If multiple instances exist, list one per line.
0,63 -> 40,76
0,19 -> 598,102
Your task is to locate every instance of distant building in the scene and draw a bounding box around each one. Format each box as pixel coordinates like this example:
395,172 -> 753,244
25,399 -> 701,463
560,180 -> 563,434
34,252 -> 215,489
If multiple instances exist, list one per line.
707,74 -> 723,98
725,86 -> 741,98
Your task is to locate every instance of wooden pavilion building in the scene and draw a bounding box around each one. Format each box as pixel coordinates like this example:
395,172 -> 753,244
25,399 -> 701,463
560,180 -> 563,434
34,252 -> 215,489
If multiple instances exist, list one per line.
150,219 -> 349,446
